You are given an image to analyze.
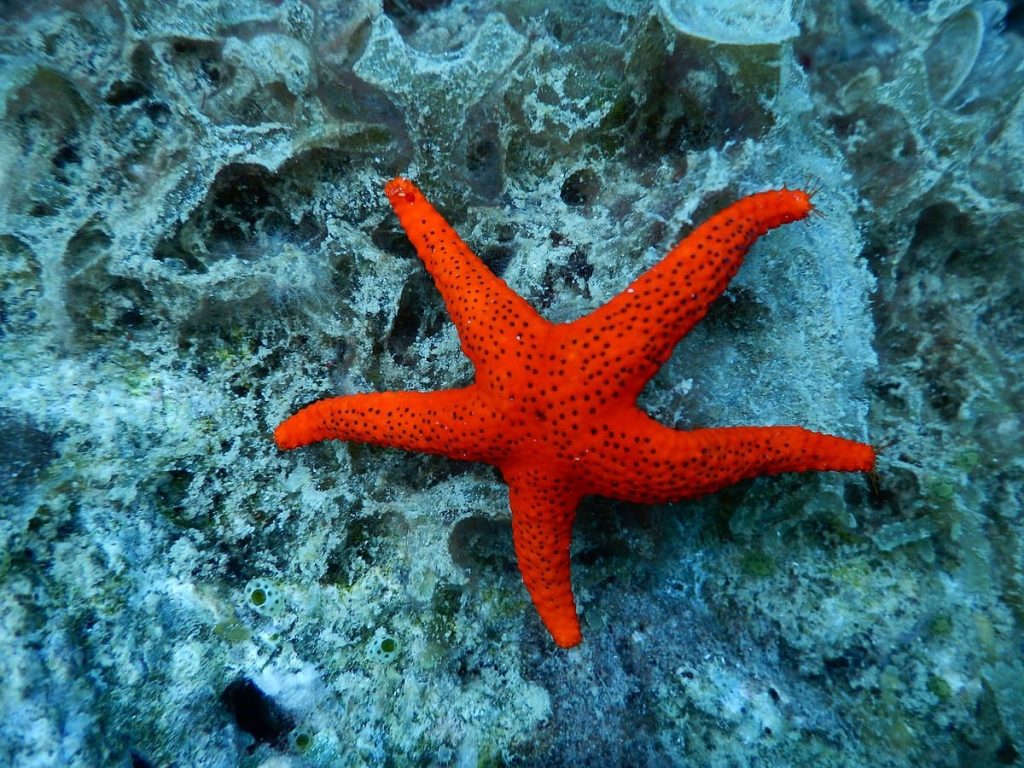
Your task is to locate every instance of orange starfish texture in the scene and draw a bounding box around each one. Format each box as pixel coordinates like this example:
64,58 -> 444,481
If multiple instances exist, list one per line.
275,178 -> 875,648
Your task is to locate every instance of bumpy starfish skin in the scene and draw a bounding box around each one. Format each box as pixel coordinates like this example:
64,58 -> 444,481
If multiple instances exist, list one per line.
275,178 -> 875,648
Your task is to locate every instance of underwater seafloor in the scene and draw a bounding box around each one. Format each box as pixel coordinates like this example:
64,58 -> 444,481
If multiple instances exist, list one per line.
1,0 -> 1022,766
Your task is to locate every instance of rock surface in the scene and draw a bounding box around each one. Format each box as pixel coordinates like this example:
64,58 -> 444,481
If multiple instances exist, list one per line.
1,1 -> 1022,765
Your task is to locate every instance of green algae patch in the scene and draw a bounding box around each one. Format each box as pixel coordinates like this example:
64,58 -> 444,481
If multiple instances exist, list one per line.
928,674 -> 953,702
739,550 -> 775,578
830,558 -> 872,589
213,619 -> 252,644
424,580 -> 462,648
929,612 -> 953,638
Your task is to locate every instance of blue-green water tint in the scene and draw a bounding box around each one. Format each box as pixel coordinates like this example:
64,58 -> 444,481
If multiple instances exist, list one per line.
1,1 -> 1022,765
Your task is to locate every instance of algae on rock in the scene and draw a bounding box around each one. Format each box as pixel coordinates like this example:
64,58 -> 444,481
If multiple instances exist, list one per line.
1,0 -> 1022,765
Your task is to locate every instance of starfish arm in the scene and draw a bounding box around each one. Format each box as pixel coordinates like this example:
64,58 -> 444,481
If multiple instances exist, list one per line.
579,411 -> 875,504
274,387 -> 506,464
573,190 -> 813,399
384,178 -> 548,382
503,465 -> 584,648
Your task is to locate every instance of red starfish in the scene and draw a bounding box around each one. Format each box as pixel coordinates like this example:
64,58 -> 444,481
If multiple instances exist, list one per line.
275,178 -> 875,648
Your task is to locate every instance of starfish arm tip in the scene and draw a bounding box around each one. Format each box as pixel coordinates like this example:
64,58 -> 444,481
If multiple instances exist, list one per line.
853,440 -> 877,472
384,177 -> 417,205
553,624 -> 583,649
273,415 -> 306,451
